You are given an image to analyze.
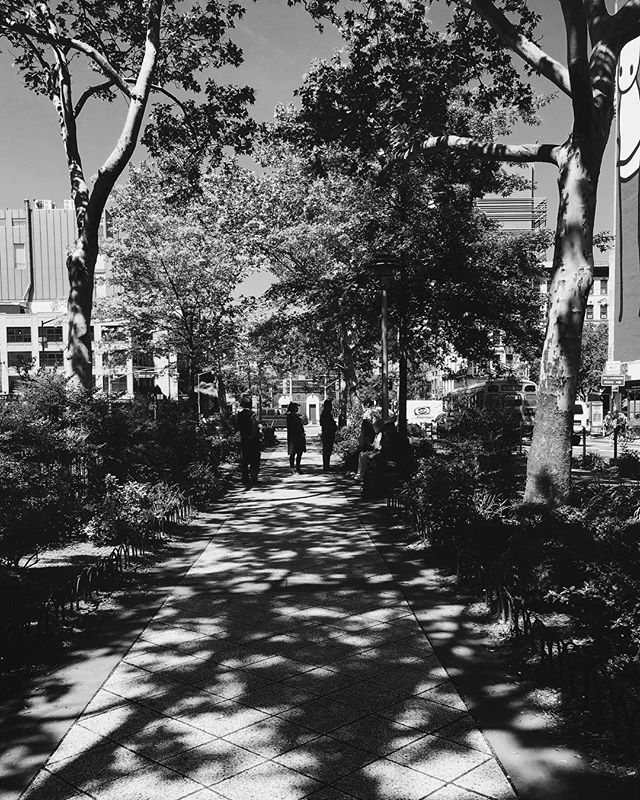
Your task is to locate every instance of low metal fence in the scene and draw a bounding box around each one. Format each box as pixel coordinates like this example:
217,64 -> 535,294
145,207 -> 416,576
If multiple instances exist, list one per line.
0,496 -> 194,660
387,488 -> 640,753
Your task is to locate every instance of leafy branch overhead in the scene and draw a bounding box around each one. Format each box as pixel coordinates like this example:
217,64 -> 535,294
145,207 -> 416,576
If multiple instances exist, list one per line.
0,0 -> 258,390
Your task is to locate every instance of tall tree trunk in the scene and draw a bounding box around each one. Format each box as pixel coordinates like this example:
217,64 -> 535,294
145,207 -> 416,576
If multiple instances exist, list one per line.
524,140 -> 598,503
340,321 -> 360,420
217,356 -> 229,416
67,226 -> 99,391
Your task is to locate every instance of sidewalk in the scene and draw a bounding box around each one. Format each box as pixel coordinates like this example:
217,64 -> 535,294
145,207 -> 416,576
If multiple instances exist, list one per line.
19,443 -> 517,800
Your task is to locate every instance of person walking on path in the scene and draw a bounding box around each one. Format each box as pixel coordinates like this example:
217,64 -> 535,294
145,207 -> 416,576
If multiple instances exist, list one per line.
320,398 -> 338,471
235,395 -> 261,486
286,401 -> 306,474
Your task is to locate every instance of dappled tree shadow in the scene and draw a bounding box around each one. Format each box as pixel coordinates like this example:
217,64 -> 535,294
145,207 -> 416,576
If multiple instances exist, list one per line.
14,441 -> 514,800
351,485 -> 639,800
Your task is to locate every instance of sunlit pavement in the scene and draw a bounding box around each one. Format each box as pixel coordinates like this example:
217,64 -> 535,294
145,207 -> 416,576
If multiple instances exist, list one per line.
21,443 -> 516,800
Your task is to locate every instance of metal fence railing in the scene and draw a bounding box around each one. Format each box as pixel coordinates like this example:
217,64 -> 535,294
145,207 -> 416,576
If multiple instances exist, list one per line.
0,496 -> 194,661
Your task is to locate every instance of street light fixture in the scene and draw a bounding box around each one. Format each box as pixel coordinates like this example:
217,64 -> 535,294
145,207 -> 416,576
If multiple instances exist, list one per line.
38,316 -> 62,369
365,253 -> 402,423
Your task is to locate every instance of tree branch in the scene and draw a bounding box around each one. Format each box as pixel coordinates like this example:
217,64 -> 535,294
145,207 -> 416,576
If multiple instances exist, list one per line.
418,135 -> 561,165
3,20 -> 133,99
36,3 -> 90,230
465,0 -> 572,97
559,0 -> 594,135
74,79 -> 116,118
66,38 -> 133,98
612,0 -> 640,48
89,0 -> 162,222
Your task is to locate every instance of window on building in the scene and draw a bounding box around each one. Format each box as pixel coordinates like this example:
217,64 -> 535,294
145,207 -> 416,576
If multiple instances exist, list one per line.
600,304 -> 608,319
13,243 -> 26,269
586,305 -> 594,320
101,325 -> 126,343
492,330 -> 502,346
600,279 -> 608,295
40,325 -> 63,342
39,351 -> 64,368
133,351 -> 155,369
505,353 -> 514,364
6,326 -> 31,343
104,375 -> 128,395
7,351 -> 34,369
102,349 -> 127,369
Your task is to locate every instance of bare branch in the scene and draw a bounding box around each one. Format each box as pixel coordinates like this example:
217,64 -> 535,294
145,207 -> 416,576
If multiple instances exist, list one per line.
74,79 -> 115,117
465,0 -> 572,96
418,135 -> 561,164
90,0 -> 162,220
66,38 -> 133,98
559,0 -> 594,134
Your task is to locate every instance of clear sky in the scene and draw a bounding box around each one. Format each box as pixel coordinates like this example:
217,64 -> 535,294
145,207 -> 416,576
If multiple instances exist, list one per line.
0,0 -> 617,249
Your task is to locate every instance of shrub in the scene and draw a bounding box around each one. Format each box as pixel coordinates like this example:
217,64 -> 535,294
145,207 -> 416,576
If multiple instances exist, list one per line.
334,419 -> 361,471
84,475 -> 155,544
185,462 -> 232,505
0,457 -> 84,566
616,447 -> 640,479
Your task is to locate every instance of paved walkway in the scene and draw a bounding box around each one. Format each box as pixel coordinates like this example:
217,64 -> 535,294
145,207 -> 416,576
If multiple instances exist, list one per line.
20,443 -> 517,800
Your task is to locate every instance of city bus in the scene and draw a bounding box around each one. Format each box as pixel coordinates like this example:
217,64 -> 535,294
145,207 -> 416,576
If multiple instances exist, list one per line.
442,378 -> 538,436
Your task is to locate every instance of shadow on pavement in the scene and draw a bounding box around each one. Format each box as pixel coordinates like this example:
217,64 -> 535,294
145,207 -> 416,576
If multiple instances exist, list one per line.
15,444 -> 513,800
348,484 -> 640,800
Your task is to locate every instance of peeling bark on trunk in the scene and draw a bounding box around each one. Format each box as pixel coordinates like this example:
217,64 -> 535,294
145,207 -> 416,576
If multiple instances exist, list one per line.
67,228 -> 99,391
524,140 -> 598,504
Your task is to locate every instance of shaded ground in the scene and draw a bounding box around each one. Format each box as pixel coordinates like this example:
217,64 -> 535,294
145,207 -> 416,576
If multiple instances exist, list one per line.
350,489 -> 640,800
1,505 -> 236,800
15,443 -> 516,800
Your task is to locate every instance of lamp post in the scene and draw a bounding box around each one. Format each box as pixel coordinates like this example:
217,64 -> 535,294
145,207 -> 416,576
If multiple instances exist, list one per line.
366,254 -> 402,423
38,316 -> 61,371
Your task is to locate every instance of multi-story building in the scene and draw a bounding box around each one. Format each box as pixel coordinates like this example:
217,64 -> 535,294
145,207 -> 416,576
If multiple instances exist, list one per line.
0,200 -> 177,397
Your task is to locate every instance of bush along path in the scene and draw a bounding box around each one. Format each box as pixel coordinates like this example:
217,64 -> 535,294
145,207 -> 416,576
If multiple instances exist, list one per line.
352,408 -> 640,798
17,443 -> 516,800
0,494 -> 195,669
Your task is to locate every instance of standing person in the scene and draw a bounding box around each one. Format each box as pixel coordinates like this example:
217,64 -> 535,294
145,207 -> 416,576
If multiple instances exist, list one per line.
320,398 -> 338,471
236,396 -> 260,486
286,402 -> 306,474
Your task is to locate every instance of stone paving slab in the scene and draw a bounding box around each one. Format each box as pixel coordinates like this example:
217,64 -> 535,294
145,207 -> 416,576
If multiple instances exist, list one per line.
20,445 -> 517,800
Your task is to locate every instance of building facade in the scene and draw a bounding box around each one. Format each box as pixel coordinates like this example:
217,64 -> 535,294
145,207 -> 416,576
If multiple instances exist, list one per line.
0,201 -> 177,397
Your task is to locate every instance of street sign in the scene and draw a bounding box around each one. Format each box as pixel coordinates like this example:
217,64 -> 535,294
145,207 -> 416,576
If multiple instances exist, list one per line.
604,360 -> 623,376
601,375 -> 626,387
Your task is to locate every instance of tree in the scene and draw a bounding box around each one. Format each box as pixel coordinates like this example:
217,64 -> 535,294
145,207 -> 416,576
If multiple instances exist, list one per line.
577,323 -> 608,399
240,138 -> 546,422
0,1 -> 255,389
102,160 -> 248,405
282,0 -> 635,502
399,0 -> 638,503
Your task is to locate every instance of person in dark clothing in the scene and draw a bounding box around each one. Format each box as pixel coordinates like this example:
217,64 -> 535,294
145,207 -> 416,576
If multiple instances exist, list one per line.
286,401 -> 306,474
236,396 -> 260,485
362,419 -> 413,498
320,398 -> 338,471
